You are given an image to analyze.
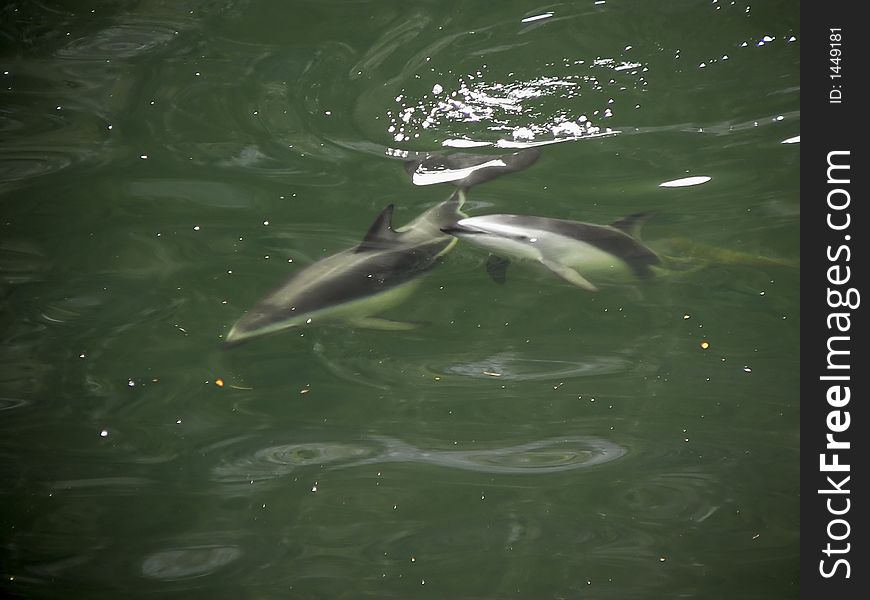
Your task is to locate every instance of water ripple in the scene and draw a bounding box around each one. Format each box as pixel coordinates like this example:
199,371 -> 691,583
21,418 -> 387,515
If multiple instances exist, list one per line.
212,440 -> 379,483
0,396 -> 30,411
311,336 -> 638,390
612,468 -> 722,522
57,22 -> 179,60
441,351 -> 632,381
366,435 -> 627,474
141,545 -> 242,581
48,477 -> 155,495
212,435 -> 626,484
0,147 -> 77,182
345,11 -> 642,149
0,239 -> 48,288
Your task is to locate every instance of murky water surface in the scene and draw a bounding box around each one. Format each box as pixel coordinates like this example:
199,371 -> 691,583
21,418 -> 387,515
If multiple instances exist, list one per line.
2,1 -> 798,598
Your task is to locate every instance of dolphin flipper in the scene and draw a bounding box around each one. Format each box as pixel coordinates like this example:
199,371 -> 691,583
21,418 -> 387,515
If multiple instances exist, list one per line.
485,255 -> 510,284
539,259 -> 598,292
350,317 -> 421,331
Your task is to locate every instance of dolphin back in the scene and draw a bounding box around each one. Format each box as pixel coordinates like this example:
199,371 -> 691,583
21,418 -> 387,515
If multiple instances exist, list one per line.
542,216 -> 661,277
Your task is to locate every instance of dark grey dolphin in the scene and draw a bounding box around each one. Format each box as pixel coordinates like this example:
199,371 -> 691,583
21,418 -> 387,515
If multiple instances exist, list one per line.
225,194 -> 463,343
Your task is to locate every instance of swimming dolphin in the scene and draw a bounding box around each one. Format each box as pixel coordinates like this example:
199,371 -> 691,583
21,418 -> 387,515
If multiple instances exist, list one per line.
441,212 -> 660,292
224,149 -> 540,345
225,197 -> 462,344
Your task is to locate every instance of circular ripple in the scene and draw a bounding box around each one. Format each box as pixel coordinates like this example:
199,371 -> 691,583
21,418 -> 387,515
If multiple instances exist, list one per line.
441,352 -> 633,381
211,436 -> 625,483
212,441 -> 380,483
613,468 -> 722,521
57,23 -> 178,60
452,442 -> 620,473
311,337 -> 638,391
371,435 -> 627,474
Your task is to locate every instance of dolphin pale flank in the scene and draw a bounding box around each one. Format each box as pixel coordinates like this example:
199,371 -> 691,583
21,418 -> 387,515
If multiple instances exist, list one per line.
225,149 -> 539,345
441,213 -> 660,292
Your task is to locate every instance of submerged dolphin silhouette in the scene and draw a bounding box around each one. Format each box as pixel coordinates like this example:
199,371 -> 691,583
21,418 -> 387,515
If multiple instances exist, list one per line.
224,149 -> 539,345
441,212 -> 660,292
404,149 -> 540,187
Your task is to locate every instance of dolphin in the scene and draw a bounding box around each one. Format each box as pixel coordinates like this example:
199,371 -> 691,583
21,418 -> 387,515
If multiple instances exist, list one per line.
224,149 -> 540,345
225,197 -> 462,344
440,212 -> 660,292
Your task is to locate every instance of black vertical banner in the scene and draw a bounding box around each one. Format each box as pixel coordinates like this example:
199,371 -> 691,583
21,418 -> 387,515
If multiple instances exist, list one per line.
803,3 -> 865,598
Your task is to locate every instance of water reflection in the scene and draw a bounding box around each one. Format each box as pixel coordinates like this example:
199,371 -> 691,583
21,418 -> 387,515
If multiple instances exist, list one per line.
213,440 -> 378,483
0,147 -> 79,184
382,65 -> 626,149
213,435 -> 626,483
141,545 -> 242,581
57,23 -> 179,61
309,335 -> 649,394
361,435 -> 627,473
0,0 -> 799,596
613,469 -> 721,521
442,351 -> 631,381
0,396 -> 30,411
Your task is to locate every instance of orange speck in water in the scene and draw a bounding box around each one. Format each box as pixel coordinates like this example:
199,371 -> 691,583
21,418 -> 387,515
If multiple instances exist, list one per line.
700,340 -> 710,350
215,378 -> 225,387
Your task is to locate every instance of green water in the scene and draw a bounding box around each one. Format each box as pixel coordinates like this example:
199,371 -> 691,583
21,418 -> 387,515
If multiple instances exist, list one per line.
2,1 -> 799,598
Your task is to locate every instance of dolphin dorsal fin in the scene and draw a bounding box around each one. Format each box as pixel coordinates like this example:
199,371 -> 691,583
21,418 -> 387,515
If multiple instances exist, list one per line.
357,204 -> 399,252
610,212 -> 656,239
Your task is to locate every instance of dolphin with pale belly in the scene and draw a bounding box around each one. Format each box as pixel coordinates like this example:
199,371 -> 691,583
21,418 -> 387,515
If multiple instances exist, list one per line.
225,197 -> 462,344
224,149 -> 540,345
441,212 -> 660,292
